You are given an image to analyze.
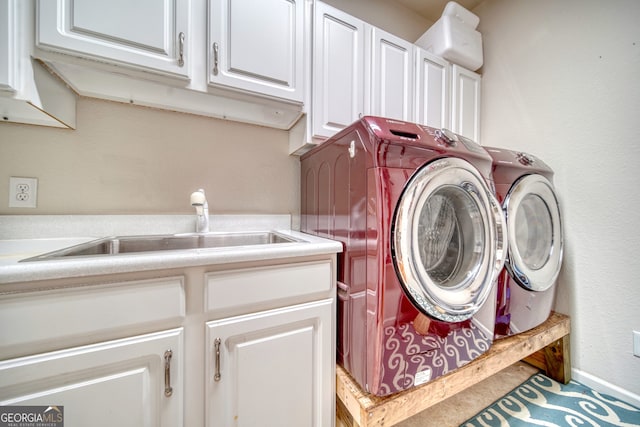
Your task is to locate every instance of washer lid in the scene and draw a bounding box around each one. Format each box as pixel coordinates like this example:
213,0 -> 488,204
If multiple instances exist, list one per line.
504,174 -> 563,292
391,158 -> 508,322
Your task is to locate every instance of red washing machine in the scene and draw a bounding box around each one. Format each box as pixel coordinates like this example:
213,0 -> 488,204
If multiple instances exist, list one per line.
301,117 -> 507,396
486,147 -> 563,338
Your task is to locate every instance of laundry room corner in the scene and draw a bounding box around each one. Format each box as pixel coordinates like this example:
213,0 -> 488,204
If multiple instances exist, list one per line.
475,0 -> 640,405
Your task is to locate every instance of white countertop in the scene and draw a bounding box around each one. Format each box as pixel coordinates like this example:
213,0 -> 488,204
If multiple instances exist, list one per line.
0,237 -> 97,266
0,215 -> 342,285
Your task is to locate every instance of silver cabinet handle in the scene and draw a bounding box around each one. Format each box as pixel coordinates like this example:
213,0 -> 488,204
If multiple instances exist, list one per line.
212,42 -> 219,76
214,338 -> 221,381
164,350 -> 173,397
178,32 -> 185,67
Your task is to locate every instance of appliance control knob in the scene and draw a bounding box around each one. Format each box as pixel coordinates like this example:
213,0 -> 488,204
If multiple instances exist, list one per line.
516,152 -> 535,166
435,129 -> 457,146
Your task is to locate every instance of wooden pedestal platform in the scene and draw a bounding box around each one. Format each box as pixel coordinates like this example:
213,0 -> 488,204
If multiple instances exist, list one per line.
336,312 -> 571,427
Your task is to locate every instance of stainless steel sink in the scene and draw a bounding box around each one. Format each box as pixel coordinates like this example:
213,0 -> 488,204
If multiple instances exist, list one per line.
20,231 -> 300,262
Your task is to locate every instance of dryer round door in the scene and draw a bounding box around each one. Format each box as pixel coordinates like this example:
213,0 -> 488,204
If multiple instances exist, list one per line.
504,174 -> 563,291
391,157 -> 508,322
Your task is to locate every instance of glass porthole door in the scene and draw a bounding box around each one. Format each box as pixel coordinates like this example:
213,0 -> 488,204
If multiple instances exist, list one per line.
503,174 -> 563,291
391,157 -> 508,322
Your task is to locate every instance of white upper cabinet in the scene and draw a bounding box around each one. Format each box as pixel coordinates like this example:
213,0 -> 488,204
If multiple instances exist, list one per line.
208,0 -> 304,103
0,0 -> 16,92
287,1 -> 483,155
415,48 -> 450,129
37,0 -> 190,78
1,0 -> 76,128
33,0 -> 305,129
312,1 -> 365,139
27,0 -> 481,137
368,27 -> 414,122
451,64 -> 481,142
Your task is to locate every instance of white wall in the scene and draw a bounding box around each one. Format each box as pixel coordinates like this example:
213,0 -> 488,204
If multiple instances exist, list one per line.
0,98 -> 300,216
475,0 -> 640,400
322,0 -> 431,42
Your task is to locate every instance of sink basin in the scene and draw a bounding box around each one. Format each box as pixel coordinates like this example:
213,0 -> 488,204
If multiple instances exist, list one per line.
20,231 -> 300,262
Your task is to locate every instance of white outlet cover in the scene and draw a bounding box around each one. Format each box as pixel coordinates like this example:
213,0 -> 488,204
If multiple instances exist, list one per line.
8,177 -> 38,208
634,331 -> 640,358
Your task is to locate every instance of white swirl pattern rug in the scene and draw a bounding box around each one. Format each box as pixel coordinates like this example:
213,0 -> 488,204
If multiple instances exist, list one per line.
462,373 -> 640,426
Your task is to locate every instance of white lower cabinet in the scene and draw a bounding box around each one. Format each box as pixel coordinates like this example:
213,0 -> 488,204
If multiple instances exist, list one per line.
0,275 -> 186,426
0,328 -> 184,427
0,253 -> 337,427
206,299 -> 334,427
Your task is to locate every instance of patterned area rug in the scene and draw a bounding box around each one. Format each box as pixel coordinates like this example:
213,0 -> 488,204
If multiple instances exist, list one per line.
461,373 -> 640,426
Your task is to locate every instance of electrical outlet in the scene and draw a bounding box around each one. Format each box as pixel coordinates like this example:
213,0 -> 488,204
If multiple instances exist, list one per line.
8,177 -> 38,208
634,331 -> 640,358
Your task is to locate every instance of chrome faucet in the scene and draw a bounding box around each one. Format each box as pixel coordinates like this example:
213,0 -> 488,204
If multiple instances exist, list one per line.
190,189 -> 209,233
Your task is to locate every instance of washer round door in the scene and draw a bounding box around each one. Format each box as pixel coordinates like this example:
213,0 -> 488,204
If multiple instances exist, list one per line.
504,174 -> 563,291
391,157 -> 508,322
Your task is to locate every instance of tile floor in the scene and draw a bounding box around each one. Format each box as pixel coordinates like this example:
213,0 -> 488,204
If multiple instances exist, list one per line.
396,362 -> 539,426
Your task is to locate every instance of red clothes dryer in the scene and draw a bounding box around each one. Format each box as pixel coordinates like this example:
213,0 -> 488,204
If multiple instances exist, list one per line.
486,147 -> 563,338
301,117 -> 507,396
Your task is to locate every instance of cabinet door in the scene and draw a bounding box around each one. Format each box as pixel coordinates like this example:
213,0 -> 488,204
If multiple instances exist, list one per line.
37,0 -> 190,78
451,64 -> 481,142
0,328 -> 184,427
0,0 -> 16,92
206,300 -> 334,427
0,276 -> 185,360
415,48 -> 450,129
368,27 -> 414,122
208,0 -> 304,102
312,2 -> 365,139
